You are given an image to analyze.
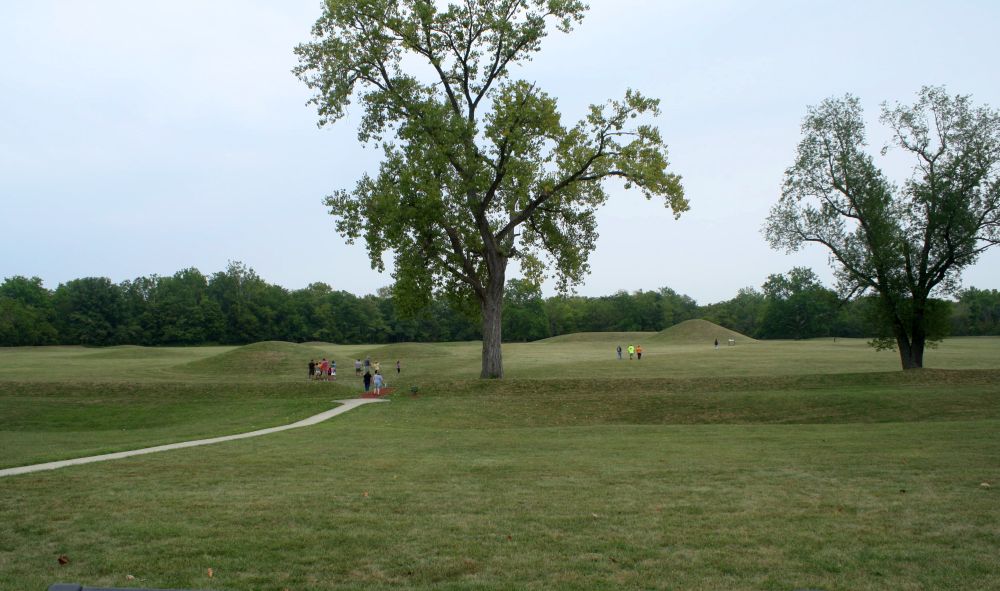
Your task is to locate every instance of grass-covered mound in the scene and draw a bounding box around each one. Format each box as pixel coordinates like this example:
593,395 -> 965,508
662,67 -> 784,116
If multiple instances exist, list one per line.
175,341 -> 322,378
365,341 -> 462,360
533,319 -> 751,346
78,345 -> 205,361
652,318 -> 755,344
535,331 -> 656,344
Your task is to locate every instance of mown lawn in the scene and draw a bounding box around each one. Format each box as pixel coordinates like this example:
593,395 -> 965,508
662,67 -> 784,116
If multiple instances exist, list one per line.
1,337 -> 998,590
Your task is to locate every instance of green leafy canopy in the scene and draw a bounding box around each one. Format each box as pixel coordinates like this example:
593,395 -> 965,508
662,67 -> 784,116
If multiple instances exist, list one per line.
765,86 -> 1000,367
294,0 -> 686,314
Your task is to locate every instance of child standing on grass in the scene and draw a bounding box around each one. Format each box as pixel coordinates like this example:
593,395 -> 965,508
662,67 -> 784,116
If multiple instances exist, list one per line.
373,371 -> 384,395
396,360 -> 401,374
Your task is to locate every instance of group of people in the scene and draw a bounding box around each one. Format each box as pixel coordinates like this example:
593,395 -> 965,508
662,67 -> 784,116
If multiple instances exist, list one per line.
310,355 -> 401,395
308,358 -> 337,380
357,356 -> 402,394
616,344 -> 643,360
613,339 -> 725,360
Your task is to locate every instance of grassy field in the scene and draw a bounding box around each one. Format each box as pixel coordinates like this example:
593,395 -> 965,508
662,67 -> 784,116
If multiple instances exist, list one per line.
1,324 -> 998,590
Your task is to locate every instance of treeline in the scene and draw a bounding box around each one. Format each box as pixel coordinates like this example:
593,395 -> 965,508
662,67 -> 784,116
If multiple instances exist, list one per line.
2,263 -> 998,347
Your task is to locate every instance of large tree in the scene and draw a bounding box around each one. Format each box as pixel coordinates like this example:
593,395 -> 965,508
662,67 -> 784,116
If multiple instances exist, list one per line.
0,276 -> 57,346
52,277 -> 126,346
759,267 -> 839,340
766,87 -> 1000,369
294,0 -> 686,378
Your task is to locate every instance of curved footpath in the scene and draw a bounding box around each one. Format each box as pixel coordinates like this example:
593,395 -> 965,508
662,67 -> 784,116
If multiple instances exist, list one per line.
0,398 -> 387,478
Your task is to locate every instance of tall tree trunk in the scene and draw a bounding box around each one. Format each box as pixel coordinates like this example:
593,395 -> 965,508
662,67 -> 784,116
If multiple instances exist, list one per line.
909,334 -> 925,368
479,252 -> 507,379
898,309 -> 927,369
480,285 -> 504,379
895,334 -> 921,369
884,293 -> 926,370
893,315 -> 925,369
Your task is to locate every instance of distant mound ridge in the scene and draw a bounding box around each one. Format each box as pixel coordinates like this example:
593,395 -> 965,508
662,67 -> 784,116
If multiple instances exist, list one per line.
83,345 -> 188,360
535,331 -> 657,344
177,341 -> 320,377
366,342 -> 454,359
652,319 -> 754,344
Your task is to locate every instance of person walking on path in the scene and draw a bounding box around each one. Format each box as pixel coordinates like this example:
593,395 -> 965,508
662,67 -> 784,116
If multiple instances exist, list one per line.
308,359 -> 316,380
363,370 -> 372,392
627,344 -> 635,360
616,345 -> 622,360
355,359 -> 362,376
396,360 -> 401,374
373,359 -> 381,374
364,356 -> 371,372
373,371 -> 384,395
636,345 -> 643,361
320,358 -> 330,380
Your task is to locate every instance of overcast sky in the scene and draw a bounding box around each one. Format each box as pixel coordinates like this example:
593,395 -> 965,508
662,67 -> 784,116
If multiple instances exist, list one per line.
2,0 -> 998,304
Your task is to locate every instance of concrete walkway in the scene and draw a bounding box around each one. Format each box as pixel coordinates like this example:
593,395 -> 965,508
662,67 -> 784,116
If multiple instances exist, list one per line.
0,398 -> 387,478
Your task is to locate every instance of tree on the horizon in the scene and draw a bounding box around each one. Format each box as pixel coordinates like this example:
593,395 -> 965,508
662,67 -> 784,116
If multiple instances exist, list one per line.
950,287 -> 1000,336
766,87 -> 1000,369
52,277 -> 126,346
294,0 -> 687,378
701,287 -> 766,339
0,276 -> 57,346
502,278 -> 549,342
759,267 -> 839,340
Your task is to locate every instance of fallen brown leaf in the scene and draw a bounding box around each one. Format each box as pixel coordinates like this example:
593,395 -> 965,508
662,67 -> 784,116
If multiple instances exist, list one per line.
57,555 -> 70,566
207,567 -> 214,578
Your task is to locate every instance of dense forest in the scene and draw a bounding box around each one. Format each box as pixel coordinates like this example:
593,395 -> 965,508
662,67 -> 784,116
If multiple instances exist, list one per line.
2,262 -> 998,347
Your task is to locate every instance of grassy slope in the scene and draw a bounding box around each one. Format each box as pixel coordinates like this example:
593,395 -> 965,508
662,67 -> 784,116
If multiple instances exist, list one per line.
651,318 -> 756,343
1,338 -> 999,590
